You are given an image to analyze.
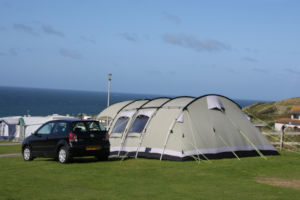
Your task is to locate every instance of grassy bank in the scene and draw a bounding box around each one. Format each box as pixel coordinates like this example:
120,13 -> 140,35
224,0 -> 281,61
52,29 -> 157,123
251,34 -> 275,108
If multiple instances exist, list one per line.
0,152 -> 299,200
243,97 -> 300,126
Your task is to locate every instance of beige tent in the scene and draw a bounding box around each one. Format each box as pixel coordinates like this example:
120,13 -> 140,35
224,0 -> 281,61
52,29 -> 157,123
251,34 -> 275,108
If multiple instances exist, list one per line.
97,95 -> 278,161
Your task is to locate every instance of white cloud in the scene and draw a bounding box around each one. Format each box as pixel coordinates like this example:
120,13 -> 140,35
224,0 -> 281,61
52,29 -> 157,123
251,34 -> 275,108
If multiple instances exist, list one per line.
163,34 -> 230,52
163,12 -> 181,25
13,23 -> 38,36
120,32 -> 138,42
242,57 -> 259,63
80,35 -> 96,44
42,25 -> 64,37
59,48 -> 82,59
285,68 -> 300,76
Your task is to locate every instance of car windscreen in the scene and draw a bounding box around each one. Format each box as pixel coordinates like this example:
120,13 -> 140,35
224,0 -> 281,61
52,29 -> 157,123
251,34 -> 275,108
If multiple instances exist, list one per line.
72,121 -> 105,133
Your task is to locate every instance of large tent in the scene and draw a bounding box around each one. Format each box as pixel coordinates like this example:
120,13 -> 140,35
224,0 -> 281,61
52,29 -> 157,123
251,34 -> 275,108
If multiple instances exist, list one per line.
97,95 -> 278,161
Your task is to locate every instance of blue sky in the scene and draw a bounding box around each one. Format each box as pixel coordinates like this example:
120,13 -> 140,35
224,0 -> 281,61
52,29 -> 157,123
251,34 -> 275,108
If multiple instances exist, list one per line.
0,0 -> 299,101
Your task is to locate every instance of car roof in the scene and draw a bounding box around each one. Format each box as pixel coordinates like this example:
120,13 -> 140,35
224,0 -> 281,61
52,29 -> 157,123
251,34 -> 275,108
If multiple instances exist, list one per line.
49,118 -> 98,123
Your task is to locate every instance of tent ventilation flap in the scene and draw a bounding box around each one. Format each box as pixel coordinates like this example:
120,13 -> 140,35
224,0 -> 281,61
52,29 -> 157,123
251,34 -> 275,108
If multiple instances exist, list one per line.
207,96 -> 224,111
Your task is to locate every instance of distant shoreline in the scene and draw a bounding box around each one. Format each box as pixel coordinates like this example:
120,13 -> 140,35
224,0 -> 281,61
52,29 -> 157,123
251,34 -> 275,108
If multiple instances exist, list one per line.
0,86 -> 263,117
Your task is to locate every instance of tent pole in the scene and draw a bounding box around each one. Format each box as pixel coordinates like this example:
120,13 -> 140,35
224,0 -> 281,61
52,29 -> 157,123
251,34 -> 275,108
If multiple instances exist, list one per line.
135,112 -> 156,159
160,122 -> 174,161
160,111 -> 183,161
118,110 -> 140,157
118,129 -> 129,157
186,110 -> 210,162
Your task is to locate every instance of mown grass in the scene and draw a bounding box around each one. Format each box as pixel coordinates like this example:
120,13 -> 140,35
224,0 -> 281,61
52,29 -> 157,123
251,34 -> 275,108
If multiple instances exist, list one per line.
0,152 -> 299,200
0,144 -> 21,154
0,140 -> 19,144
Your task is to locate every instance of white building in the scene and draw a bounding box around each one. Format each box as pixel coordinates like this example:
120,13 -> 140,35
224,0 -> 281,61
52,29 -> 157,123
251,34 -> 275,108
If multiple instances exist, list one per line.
274,106 -> 300,131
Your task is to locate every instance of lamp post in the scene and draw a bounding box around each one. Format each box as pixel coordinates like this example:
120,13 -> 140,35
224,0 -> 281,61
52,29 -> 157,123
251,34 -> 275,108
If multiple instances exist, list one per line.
107,73 -> 112,107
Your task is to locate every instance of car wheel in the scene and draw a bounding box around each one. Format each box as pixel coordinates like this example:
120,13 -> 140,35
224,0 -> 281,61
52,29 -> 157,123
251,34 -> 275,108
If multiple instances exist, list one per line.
58,146 -> 71,164
23,146 -> 34,161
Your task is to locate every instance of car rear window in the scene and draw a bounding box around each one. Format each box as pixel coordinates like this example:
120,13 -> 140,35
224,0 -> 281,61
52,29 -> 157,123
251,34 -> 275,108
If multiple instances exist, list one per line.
72,121 -> 105,133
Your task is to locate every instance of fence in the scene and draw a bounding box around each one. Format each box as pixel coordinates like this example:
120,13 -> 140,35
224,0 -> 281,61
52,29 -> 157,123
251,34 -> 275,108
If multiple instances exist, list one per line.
262,132 -> 300,151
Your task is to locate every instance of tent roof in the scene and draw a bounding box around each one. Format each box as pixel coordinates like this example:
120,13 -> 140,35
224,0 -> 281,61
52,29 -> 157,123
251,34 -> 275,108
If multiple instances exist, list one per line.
98,100 -> 134,119
141,97 -> 171,108
162,96 -> 195,108
0,116 -> 21,124
22,116 -> 53,125
183,94 -> 242,110
98,95 -> 241,119
123,100 -> 150,111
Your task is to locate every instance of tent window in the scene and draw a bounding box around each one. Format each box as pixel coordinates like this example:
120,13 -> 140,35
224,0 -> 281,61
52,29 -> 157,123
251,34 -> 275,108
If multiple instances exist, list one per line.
111,117 -> 129,134
129,115 -> 149,133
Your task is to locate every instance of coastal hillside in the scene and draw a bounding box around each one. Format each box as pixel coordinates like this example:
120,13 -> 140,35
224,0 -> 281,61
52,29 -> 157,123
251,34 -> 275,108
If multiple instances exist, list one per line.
242,97 -> 300,124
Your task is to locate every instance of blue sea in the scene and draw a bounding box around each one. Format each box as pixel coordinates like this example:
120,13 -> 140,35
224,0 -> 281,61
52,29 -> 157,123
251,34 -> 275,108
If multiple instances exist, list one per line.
0,86 -> 259,118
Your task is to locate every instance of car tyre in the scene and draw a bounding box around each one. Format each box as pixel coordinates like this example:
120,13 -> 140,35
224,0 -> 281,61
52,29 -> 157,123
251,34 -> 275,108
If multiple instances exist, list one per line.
23,146 -> 34,161
58,146 -> 71,164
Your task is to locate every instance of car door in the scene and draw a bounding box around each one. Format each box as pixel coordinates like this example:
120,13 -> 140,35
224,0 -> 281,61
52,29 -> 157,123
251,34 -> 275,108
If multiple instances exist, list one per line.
30,122 -> 55,156
46,121 -> 68,156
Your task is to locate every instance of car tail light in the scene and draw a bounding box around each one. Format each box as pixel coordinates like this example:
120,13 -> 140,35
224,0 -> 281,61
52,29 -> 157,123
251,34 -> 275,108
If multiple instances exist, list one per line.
105,131 -> 109,140
69,133 -> 78,142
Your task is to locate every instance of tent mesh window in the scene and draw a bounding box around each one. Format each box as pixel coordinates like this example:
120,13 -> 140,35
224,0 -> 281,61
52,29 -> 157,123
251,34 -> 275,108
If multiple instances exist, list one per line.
111,117 -> 130,134
129,115 -> 149,133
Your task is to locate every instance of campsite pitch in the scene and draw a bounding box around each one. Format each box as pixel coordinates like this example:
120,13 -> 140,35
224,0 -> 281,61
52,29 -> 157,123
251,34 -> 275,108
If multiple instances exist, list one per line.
0,152 -> 299,200
0,143 -> 21,155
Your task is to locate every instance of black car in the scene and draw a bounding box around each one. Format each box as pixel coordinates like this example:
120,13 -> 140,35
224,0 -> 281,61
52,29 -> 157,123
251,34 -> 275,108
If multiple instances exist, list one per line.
22,119 -> 110,163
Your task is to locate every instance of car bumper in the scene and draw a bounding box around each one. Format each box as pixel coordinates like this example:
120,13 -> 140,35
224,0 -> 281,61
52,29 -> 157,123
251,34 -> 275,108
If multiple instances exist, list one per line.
69,143 -> 110,157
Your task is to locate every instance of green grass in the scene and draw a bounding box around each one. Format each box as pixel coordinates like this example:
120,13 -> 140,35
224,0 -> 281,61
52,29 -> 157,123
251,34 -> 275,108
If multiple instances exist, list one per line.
0,140 -> 19,144
0,144 -> 21,154
0,152 -> 299,200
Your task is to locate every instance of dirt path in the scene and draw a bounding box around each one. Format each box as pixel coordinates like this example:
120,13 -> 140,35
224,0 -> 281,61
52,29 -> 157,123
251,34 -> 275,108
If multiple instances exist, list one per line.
0,153 -> 21,158
256,176 -> 300,190
0,143 -> 20,146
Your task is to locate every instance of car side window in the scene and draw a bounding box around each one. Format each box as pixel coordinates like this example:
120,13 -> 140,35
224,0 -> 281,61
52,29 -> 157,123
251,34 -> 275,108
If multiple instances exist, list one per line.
52,122 -> 68,134
37,122 -> 55,135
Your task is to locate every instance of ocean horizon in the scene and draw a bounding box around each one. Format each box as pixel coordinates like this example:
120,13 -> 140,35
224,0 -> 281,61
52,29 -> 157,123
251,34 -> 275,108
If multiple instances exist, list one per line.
0,86 -> 263,118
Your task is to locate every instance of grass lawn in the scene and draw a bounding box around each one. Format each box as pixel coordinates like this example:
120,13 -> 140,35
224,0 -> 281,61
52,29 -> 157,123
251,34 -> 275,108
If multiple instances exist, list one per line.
0,144 -> 21,154
0,140 -> 19,144
0,152 -> 299,200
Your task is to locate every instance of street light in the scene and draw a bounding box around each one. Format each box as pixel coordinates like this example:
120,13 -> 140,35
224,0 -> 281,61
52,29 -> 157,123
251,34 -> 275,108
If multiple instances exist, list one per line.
107,73 -> 112,107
